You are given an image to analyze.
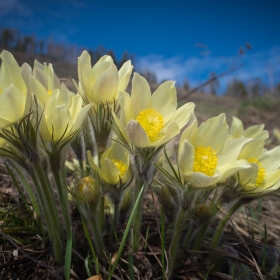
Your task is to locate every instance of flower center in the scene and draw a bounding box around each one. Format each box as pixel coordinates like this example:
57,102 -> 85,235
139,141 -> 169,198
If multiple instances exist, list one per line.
136,108 -> 164,142
193,146 -> 218,176
248,158 -> 266,186
47,89 -> 52,96
112,159 -> 127,177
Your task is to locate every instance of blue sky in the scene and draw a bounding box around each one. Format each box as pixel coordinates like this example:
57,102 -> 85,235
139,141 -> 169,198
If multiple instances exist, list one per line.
0,0 -> 280,93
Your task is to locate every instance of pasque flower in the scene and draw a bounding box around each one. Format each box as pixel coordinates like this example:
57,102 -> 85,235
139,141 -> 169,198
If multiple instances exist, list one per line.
87,141 -> 131,185
0,51 -> 30,129
22,59 -> 92,143
237,132 -> 280,194
78,51 -> 133,105
178,114 -> 251,188
39,89 -> 92,143
22,60 -> 63,107
113,73 -> 195,148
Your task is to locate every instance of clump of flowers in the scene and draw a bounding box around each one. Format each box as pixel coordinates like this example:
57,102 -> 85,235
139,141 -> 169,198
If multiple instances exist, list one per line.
1,50 -> 280,279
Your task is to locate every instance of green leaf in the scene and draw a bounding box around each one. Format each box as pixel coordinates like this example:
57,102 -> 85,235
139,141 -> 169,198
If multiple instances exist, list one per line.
64,227 -> 73,280
108,183 -> 145,279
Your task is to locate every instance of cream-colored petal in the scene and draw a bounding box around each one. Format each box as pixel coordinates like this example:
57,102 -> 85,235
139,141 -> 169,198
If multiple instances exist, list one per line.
259,169 -> 280,191
70,104 -> 92,133
229,116 -> 244,138
151,122 -> 180,147
238,130 -> 268,160
243,124 -> 264,138
0,50 -> 26,92
49,64 -> 61,90
38,103 -> 52,141
21,63 -> 32,87
131,73 -> 151,118
0,118 -> 13,129
87,150 -> 104,175
151,81 -> 177,123
61,83 -> 75,107
168,102 -> 195,130
34,59 -> 45,71
121,165 -> 132,184
238,164 -> 258,188
107,141 -> 130,163
126,120 -> 151,147
92,55 -> 114,79
100,158 -> 120,185
46,106 -> 73,142
180,115 -> 198,147
22,65 -> 48,106
197,114 -> 228,151
217,159 -> 251,183
69,95 -> 83,120
78,50 -> 93,94
112,111 -> 129,143
34,67 -> 48,90
91,64 -> 118,103
184,172 -> 220,188
0,85 -> 25,123
260,146 -> 280,171
178,139 -> 194,174
45,89 -> 63,116
118,60 -> 133,92
119,91 -> 133,122
217,137 -> 252,166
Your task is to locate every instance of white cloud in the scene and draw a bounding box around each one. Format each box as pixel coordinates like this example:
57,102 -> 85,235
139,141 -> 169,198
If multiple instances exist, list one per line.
137,47 -> 280,93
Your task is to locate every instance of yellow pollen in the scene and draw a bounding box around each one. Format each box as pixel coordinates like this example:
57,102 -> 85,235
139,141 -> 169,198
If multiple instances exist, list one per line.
112,159 -> 127,177
136,108 -> 164,142
47,89 -> 52,96
194,146 -> 218,176
248,158 -> 266,186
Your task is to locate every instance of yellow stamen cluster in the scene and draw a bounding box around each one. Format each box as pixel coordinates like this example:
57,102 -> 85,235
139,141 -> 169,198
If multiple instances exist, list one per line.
193,146 -> 218,176
136,108 -> 164,142
47,89 -> 52,96
248,158 -> 266,186
112,159 -> 127,177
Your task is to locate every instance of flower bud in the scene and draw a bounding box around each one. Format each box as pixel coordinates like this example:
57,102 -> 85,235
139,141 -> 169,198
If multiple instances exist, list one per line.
195,204 -> 211,224
77,176 -> 100,203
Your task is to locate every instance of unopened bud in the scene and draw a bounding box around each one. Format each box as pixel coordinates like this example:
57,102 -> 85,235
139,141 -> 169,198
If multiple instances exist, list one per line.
196,204 -> 211,224
77,176 -> 99,203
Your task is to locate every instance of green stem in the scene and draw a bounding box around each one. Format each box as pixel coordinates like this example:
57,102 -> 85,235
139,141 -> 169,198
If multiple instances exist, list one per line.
212,198 -> 245,248
6,164 -> 41,220
131,180 -> 145,252
113,197 -> 120,229
166,207 -> 186,278
183,219 -> 195,247
87,205 -> 105,259
49,148 -> 71,234
30,164 -> 63,264
98,196 -> 104,230
53,169 -> 71,233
